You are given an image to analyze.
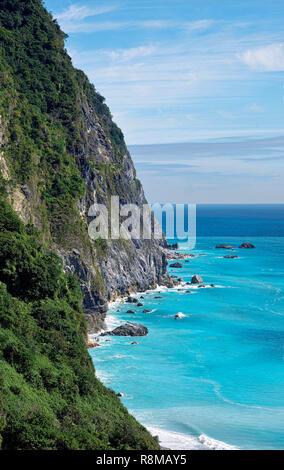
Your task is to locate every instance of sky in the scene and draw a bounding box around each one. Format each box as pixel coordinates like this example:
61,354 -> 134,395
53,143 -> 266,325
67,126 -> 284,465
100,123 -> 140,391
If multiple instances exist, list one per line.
44,0 -> 284,203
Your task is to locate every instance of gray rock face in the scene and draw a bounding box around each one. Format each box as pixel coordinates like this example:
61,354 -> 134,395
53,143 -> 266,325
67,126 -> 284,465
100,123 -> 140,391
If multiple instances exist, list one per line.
3,72 -> 173,333
101,322 -> 148,337
191,275 -> 203,284
216,244 -> 234,249
239,242 -> 255,249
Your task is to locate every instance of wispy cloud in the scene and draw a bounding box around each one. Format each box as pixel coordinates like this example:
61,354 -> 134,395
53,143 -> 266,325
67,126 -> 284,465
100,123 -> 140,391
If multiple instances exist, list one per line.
238,43 -> 284,71
55,3 -> 117,22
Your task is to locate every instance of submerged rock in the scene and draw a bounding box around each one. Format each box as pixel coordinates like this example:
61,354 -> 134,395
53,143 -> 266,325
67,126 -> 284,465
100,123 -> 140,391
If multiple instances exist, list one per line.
137,302 -> 143,307
101,322 -> 148,337
216,244 -> 234,249
191,275 -> 203,284
223,255 -> 238,259
239,242 -> 255,249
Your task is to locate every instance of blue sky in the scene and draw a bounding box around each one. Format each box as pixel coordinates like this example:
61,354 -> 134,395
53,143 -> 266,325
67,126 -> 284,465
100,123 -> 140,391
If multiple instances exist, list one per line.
44,0 -> 284,203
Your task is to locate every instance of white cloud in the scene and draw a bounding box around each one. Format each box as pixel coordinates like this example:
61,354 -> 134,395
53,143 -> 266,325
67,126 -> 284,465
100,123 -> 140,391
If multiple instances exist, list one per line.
184,19 -> 216,32
55,4 -> 117,22
238,43 -> 284,71
244,103 -> 265,113
108,45 -> 156,62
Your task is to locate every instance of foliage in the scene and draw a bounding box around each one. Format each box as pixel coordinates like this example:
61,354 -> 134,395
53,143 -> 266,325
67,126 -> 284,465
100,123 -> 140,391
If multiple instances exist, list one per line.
0,0 -> 127,243
0,199 -> 159,450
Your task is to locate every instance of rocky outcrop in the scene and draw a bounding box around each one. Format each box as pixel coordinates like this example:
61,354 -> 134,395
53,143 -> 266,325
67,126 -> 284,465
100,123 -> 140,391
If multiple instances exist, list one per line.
101,322 -> 148,337
216,244 -> 234,249
169,262 -> 183,268
239,242 -> 255,249
0,57 -> 173,334
191,275 -> 203,284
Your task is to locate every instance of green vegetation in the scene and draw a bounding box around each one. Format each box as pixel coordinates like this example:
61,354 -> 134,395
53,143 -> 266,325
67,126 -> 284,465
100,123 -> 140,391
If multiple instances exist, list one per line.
0,0 -> 127,243
0,199 -> 159,449
0,0 -> 159,451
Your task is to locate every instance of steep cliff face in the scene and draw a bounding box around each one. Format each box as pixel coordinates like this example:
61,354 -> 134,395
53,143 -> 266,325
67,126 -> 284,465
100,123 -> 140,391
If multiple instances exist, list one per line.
0,0 -> 171,332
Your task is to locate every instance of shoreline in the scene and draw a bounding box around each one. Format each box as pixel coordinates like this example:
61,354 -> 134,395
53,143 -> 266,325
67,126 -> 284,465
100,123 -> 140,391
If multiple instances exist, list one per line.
92,277 -> 239,451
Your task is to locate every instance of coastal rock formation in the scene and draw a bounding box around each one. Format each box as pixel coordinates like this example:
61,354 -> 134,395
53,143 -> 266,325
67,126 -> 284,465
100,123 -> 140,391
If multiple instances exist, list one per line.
191,275 -> 203,284
101,322 -> 148,337
216,244 -> 234,249
169,262 -> 183,268
239,242 -> 255,249
0,1 -> 173,333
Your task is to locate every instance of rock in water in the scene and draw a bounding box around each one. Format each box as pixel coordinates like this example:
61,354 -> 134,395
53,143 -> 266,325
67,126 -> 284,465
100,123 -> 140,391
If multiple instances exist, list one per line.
239,242 -> 255,249
175,312 -> 186,319
191,275 -> 203,284
169,262 -> 183,268
223,255 -> 238,259
101,322 -> 148,337
216,244 -> 234,249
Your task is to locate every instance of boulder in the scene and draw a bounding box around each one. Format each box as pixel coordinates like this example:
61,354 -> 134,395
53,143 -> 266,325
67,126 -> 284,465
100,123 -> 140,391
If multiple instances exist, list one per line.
117,392 -> 126,397
239,242 -> 255,249
101,322 -> 148,337
169,262 -> 183,268
126,309 -> 135,314
216,244 -> 234,249
210,284 -> 215,288
143,309 -> 151,313
126,297 -> 139,303
137,303 -> 143,307
154,295 -> 162,299
198,285 -> 206,288
191,275 -> 203,284
131,341 -> 138,345
175,312 -> 185,320
88,341 -> 100,349
223,255 -> 238,259
185,290 -> 191,294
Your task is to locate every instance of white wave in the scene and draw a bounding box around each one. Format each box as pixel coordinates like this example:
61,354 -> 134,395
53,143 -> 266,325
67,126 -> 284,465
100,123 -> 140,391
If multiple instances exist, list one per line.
146,426 -> 237,450
95,369 -> 114,385
105,313 -> 122,330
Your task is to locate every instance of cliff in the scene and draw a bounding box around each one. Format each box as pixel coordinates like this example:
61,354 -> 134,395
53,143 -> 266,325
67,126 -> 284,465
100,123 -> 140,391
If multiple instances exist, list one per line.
0,0 -> 172,333
0,199 -> 159,449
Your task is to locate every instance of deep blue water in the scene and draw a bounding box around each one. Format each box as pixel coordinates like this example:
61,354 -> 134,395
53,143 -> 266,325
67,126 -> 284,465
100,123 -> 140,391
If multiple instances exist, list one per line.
90,205 -> 284,450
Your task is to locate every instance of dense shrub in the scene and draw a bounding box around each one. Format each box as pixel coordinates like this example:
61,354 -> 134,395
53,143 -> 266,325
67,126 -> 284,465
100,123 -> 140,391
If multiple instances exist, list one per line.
0,200 -> 159,449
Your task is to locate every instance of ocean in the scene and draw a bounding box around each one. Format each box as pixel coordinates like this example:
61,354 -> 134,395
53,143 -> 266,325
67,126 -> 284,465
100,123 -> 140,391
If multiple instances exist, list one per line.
89,204 -> 284,450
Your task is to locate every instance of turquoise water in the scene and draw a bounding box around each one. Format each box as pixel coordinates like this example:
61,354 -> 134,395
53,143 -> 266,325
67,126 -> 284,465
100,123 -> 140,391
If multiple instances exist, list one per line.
89,207 -> 284,450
